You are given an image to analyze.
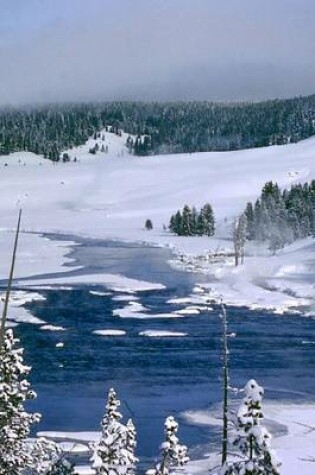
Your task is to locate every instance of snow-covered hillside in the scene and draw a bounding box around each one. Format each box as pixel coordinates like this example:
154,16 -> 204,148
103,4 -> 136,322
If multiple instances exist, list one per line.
0,129 -> 314,313
0,130 -> 314,474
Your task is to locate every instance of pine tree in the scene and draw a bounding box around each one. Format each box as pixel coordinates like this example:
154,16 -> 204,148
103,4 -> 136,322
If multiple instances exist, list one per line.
92,388 -> 137,475
190,206 -> 198,235
125,420 -> 138,475
147,416 -> 189,475
202,203 -> 215,236
29,437 -> 75,474
196,211 -> 205,236
220,380 -> 281,475
169,211 -> 183,235
145,219 -> 153,231
245,202 -> 254,240
0,329 -> 41,474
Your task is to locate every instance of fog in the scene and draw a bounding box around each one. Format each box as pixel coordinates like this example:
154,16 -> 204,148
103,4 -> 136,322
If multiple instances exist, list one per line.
0,0 -> 314,105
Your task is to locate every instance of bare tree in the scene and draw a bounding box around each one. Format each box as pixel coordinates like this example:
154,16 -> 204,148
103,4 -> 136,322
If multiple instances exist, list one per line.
232,214 -> 247,267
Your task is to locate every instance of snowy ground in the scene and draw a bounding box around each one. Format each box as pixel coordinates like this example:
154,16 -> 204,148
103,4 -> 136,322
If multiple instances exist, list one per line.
0,129 -> 314,313
0,129 -> 314,473
183,403 -> 315,475
37,402 -> 315,475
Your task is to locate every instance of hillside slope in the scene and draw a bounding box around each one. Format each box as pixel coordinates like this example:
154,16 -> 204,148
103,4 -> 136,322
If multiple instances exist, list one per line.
0,130 -> 314,313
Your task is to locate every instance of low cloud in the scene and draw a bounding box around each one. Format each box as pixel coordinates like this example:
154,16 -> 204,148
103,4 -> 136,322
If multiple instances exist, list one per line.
0,0 -> 314,105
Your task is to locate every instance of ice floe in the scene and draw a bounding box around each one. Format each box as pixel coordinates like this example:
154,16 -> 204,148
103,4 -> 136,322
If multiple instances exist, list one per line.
92,329 -> 126,336
139,330 -> 187,337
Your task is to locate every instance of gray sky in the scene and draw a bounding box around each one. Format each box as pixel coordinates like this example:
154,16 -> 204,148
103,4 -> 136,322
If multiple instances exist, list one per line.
0,0 -> 314,105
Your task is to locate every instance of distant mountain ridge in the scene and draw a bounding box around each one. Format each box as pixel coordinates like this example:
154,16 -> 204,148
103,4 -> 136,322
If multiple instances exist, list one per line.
1,94 -> 315,160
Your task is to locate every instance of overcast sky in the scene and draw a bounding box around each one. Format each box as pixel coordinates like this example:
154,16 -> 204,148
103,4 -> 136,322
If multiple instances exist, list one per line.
0,0 -> 314,105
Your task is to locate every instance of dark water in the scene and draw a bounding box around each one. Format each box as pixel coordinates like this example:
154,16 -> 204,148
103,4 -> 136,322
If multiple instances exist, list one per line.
11,237 -> 315,463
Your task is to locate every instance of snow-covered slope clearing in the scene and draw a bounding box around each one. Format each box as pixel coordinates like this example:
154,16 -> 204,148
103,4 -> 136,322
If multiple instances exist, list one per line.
0,130 -> 314,313
0,130 -> 314,474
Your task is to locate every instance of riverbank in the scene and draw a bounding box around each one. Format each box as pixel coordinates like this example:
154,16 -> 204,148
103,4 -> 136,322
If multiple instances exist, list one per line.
184,402 -> 315,475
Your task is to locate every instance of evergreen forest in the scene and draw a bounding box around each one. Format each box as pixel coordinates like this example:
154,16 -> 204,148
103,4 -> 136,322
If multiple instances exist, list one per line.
1,94 -> 315,159
245,180 -> 315,250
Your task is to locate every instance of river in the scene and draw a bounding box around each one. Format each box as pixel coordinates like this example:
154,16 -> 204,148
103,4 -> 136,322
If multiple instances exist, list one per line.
11,236 -> 315,465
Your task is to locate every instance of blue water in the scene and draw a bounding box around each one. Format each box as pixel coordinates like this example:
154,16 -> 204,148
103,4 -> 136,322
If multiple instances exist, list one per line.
12,236 -> 315,463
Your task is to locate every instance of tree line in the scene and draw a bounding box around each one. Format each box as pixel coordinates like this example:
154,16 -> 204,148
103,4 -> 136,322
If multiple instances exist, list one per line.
245,180 -> 315,251
169,203 -> 215,236
1,94 -> 315,159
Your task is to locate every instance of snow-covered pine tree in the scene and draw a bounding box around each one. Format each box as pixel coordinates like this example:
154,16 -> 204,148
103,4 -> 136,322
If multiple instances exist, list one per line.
182,205 -> 192,236
0,328 -> 41,474
220,379 -> 281,475
169,211 -> 183,235
125,419 -> 138,475
145,219 -> 153,231
190,207 -> 198,235
196,211 -> 205,236
92,388 -> 137,475
244,203 -> 254,240
147,416 -> 189,475
202,203 -> 215,236
28,437 -> 75,475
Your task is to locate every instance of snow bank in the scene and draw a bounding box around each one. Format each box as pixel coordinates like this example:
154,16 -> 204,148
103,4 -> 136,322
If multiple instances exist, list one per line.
183,403 -> 315,475
36,431 -> 100,443
1,290 -> 47,326
19,273 -> 165,293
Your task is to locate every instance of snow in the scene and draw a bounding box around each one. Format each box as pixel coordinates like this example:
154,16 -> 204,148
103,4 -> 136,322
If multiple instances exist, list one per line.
139,330 -> 188,337
17,273 -> 165,293
1,129 -> 314,474
89,290 -> 112,297
112,301 -> 192,319
112,295 -> 139,302
40,324 -> 66,331
167,297 -> 194,304
115,310 -> 185,320
183,403 -> 315,475
92,329 -> 126,336
175,307 -> 200,315
0,131 -> 314,315
0,290 -> 47,326
36,431 -> 100,444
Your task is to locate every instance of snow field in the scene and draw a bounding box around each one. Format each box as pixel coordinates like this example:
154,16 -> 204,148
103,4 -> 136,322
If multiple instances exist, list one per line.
0,129 -> 314,474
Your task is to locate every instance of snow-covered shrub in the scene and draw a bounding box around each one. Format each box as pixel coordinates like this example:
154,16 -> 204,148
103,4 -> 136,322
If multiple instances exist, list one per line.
220,379 -> 281,475
147,416 -> 189,475
0,329 -> 41,474
92,388 -> 138,475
